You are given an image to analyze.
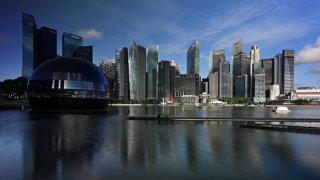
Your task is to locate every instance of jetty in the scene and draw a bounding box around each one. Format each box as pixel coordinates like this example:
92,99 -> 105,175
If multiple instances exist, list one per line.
240,123 -> 320,134
127,116 -> 320,122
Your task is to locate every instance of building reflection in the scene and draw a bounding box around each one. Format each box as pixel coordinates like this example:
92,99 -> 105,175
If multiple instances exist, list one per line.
23,113 -> 103,179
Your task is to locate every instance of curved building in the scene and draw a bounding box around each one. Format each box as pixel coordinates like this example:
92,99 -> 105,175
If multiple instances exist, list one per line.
187,41 -> 200,75
27,57 -> 108,110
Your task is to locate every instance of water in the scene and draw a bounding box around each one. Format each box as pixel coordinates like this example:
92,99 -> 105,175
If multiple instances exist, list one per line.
0,106 -> 320,179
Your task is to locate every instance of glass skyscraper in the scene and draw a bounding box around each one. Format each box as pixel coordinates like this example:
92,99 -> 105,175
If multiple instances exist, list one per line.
72,46 -> 93,63
34,27 -> 57,69
22,13 -> 37,79
232,40 -> 250,97
158,60 -> 174,102
129,41 -> 146,101
262,58 -> 274,98
147,45 -> 158,100
187,41 -> 200,75
282,50 -> 294,94
116,47 -> 129,100
62,32 -> 82,57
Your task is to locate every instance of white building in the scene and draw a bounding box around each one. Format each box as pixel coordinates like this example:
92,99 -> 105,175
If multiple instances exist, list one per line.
291,87 -> 320,100
270,85 -> 280,100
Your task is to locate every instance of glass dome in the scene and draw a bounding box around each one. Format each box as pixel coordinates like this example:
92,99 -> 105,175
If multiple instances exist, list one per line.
27,57 -> 108,110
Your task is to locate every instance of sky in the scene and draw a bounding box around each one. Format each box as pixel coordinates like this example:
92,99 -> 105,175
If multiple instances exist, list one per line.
0,0 -> 320,87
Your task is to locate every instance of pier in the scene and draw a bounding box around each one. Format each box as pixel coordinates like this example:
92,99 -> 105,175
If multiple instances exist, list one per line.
240,123 -> 320,134
127,116 -> 320,122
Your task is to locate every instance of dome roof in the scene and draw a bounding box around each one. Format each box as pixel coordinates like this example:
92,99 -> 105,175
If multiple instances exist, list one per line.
30,57 -> 106,85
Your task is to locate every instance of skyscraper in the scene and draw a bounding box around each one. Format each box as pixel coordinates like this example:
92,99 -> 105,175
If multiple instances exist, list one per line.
62,32 -> 82,57
72,46 -> 93,63
208,50 -> 232,98
22,13 -> 37,79
219,60 -> 233,98
282,50 -> 294,94
232,40 -> 250,97
116,47 -> 129,100
262,58 -> 274,98
34,27 -> 57,69
187,41 -> 200,75
158,60 -> 174,102
253,61 -> 266,103
146,45 -> 158,100
129,41 -> 146,101
249,45 -> 260,98
209,50 -> 225,74
274,53 -> 282,86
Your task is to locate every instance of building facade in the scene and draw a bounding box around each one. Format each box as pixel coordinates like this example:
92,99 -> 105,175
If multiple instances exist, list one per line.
34,27 -> 57,69
62,32 -> 82,57
129,41 -> 146,101
282,50 -> 294,94
235,74 -> 249,98
249,45 -> 260,98
146,45 -> 158,100
72,46 -> 93,63
187,41 -> 200,75
209,72 -> 219,98
291,87 -> 320,100
22,13 -> 37,79
116,47 -> 129,100
219,60 -> 233,98
232,40 -> 250,97
208,50 -> 225,74
174,74 -> 200,102
262,58 -> 274,98
158,60 -> 174,102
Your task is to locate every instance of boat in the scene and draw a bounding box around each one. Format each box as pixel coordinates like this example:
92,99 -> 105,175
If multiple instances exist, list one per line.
273,106 -> 290,113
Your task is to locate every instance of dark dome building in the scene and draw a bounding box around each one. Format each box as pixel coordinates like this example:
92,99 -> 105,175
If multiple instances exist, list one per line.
27,57 -> 108,110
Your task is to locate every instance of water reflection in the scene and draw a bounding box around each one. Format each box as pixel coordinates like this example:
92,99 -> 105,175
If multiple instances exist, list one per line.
0,107 -> 319,179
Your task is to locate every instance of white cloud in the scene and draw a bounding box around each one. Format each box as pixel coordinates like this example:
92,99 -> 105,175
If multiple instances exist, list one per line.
77,28 -> 103,40
297,37 -> 320,64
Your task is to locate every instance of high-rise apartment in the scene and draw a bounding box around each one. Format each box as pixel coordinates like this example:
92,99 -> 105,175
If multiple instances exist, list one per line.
129,41 -> 146,101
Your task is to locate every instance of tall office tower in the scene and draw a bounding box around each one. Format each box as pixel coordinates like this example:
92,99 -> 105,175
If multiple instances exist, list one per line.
208,50 -> 225,74
232,39 -> 243,56
187,41 -> 200,75
34,27 -> 57,69
262,58 -> 274,98
235,74 -> 249,98
116,47 -> 129,100
219,60 -> 233,98
62,32 -> 82,57
129,41 -> 146,101
209,72 -> 219,98
232,40 -> 250,97
274,53 -> 282,86
146,45 -> 158,100
22,13 -> 37,79
72,46 -> 93,63
282,50 -> 294,94
253,61 -> 266,103
158,60 -> 175,102
100,58 -> 118,99
249,45 -> 260,98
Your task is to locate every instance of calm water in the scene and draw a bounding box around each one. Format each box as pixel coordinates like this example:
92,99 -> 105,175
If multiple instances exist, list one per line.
0,106 -> 320,179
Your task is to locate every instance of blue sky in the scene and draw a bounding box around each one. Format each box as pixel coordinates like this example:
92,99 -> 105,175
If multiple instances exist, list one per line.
1,0 -> 320,87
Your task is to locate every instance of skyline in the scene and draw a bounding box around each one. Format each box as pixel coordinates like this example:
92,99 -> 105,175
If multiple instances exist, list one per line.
1,0 -> 320,87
